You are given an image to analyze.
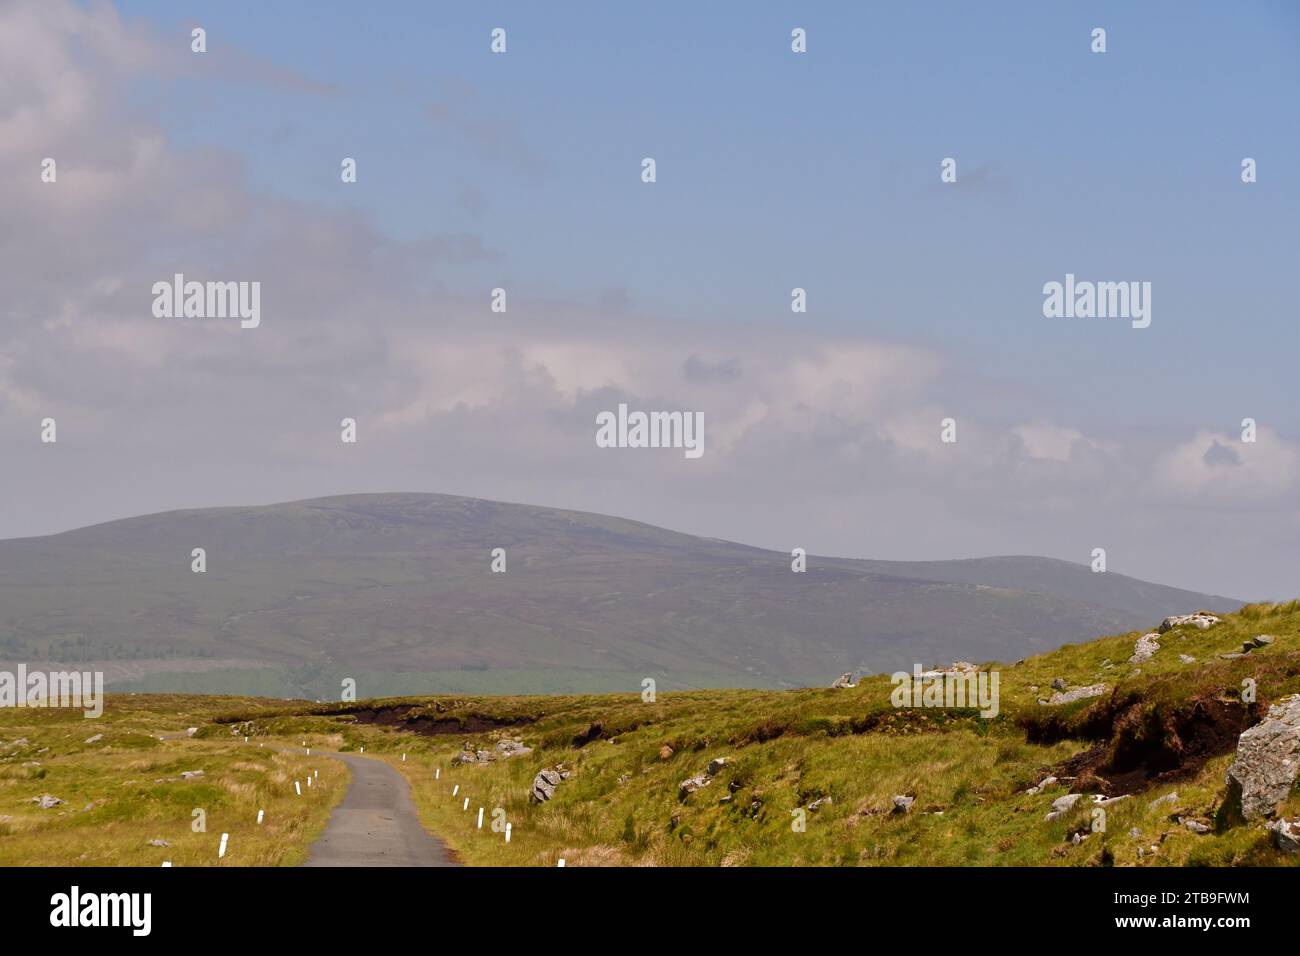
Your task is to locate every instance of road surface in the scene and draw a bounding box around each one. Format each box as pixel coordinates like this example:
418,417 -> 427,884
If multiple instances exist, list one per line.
303,752 -> 456,867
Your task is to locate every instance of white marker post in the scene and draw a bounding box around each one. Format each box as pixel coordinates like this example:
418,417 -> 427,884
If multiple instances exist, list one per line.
452,784 -> 459,797
218,833 -> 229,859
402,753 -> 407,762
557,859 -> 565,867
307,776 -> 312,788
295,781 -> 301,796
360,746 -> 364,754
477,807 -> 484,829
162,861 -> 172,868
435,768 -> 441,780
463,798 -> 469,811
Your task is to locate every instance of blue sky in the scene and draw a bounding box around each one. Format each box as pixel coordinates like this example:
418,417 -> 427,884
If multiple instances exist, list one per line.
115,0 -> 1300,431
3,2 -> 1297,598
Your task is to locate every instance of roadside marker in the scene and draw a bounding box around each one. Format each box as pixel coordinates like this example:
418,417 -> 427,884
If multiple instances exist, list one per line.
360,746 -> 364,753
435,768 -> 440,780
463,798 -> 469,811
218,833 -> 229,859
295,781 -> 301,796
306,747 -> 310,756
557,859 -> 565,867
244,736 -> 248,743
257,809 -> 264,824
505,823 -> 512,843
162,861 -> 171,867
402,753 -> 406,762
452,784 -> 459,797
477,807 -> 484,829
307,776 -> 313,788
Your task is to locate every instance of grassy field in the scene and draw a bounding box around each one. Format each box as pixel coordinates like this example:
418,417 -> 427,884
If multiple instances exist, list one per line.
3,602 -> 1297,866
0,695 -> 346,866
221,601 -> 1300,866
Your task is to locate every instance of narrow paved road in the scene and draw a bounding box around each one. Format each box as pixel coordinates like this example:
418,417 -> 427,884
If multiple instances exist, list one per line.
303,752 -> 456,867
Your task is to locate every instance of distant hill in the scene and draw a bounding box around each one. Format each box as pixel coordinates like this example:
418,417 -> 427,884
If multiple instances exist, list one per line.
0,493 -> 1242,697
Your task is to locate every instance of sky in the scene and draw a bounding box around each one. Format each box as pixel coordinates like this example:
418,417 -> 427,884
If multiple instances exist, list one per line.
1,0 -> 1297,599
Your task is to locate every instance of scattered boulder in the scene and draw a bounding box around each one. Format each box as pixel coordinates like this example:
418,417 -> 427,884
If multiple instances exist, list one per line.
495,739 -> 532,758
32,794 -> 63,809
706,757 -> 729,775
1224,694 -> 1300,821
1025,775 -> 1057,795
530,768 -> 563,803
1179,654 -> 1196,664
891,795 -> 915,814
617,773 -> 631,785
1158,613 -> 1220,634
1149,791 -> 1178,809
830,672 -> 856,689
84,734 -> 103,745
1042,684 -> 1108,706
1183,819 -> 1211,834
1267,818 -> 1299,854
1045,793 -> 1082,821
678,774 -> 711,798
1051,678 -> 1068,691
807,796 -> 833,812
179,770 -> 204,780
1219,652 -> 1247,660
454,749 -> 492,765
658,744 -> 674,760
147,839 -> 171,848
1253,634 -> 1276,648
1129,632 -> 1161,664
185,727 -> 198,738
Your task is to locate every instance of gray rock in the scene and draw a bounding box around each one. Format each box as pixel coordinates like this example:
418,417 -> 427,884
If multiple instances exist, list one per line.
830,672 -> 856,689
84,734 -> 103,744
1025,775 -> 1057,795
807,796 -> 832,812
678,773 -> 711,797
1224,694 -> 1300,821
1158,613 -> 1220,634
1051,793 -> 1083,814
1179,655 -> 1197,664
1129,632 -> 1162,664
1253,634 -> 1277,648
147,839 -> 171,847
179,770 -> 204,780
1042,684 -> 1108,706
891,795 -> 915,814
32,794 -> 63,809
1267,818 -> 1299,854
1219,652 -> 1247,660
185,727 -> 198,737
495,739 -> 533,758
530,768 -> 563,803
1148,791 -> 1178,808
1183,819 -> 1211,834
1051,678 -> 1068,691
706,757 -> 729,775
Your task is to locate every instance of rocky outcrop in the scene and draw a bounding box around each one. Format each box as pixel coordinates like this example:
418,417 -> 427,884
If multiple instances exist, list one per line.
1044,793 -> 1082,821
1158,613 -> 1220,634
891,795 -> 915,814
1268,818 -> 1299,854
830,673 -> 856,689
1129,632 -> 1161,664
32,794 -> 63,809
1040,684 -> 1108,706
530,767 -> 566,803
1224,694 -> 1300,821
707,757 -> 729,775
678,773 -> 710,797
